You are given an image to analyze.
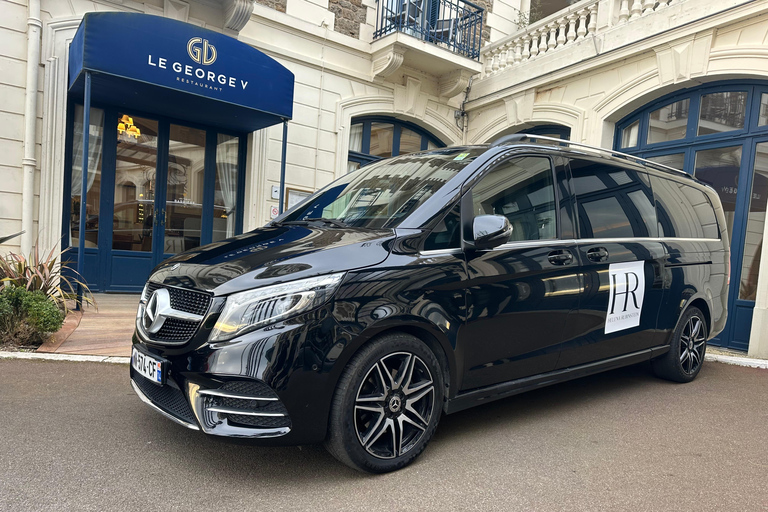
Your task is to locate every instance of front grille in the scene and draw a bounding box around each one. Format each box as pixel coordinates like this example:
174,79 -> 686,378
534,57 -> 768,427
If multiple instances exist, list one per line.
145,282 -> 211,316
132,371 -> 197,425
202,380 -> 291,430
142,283 -> 212,345
153,318 -> 199,343
225,413 -> 291,429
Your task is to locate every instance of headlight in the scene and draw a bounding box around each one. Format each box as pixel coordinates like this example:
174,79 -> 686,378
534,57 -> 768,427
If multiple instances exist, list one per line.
209,273 -> 346,342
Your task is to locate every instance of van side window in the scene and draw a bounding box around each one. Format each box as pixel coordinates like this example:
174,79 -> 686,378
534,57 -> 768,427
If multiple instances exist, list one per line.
650,175 -> 720,239
570,158 -> 657,239
471,156 -> 556,241
424,203 -> 461,250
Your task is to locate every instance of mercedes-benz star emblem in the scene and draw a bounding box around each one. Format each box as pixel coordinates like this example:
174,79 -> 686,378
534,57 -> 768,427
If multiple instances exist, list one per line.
143,288 -> 172,334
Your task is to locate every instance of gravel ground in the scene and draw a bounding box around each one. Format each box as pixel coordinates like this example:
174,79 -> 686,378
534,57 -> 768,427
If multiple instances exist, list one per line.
1,358 -> 767,511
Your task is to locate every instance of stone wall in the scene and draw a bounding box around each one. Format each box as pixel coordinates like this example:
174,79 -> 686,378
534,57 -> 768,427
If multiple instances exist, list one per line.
329,0 -> 367,39
475,0 -> 493,44
255,0 -> 287,13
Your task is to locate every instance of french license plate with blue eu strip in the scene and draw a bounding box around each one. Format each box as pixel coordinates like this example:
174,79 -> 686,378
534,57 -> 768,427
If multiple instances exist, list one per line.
132,347 -> 164,385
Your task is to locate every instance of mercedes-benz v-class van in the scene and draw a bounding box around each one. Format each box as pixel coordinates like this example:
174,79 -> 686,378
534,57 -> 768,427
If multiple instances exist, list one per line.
130,134 -> 729,473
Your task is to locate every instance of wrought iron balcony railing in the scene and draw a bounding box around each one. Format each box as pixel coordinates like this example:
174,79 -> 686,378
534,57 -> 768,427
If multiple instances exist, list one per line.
374,0 -> 484,60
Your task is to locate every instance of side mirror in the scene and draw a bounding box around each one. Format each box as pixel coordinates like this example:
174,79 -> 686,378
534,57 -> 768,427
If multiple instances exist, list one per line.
471,215 -> 512,250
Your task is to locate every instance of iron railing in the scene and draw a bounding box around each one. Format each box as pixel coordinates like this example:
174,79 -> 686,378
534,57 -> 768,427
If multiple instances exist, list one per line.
374,0 -> 484,60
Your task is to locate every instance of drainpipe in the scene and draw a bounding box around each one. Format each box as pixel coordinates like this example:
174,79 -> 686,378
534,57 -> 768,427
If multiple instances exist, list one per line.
20,0 -> 42,255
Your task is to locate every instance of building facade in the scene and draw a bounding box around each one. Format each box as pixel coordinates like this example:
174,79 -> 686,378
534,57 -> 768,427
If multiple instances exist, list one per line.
1,0 -> 767,356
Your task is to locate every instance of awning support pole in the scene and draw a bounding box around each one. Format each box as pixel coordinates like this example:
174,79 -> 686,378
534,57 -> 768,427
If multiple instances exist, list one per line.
76,71 -> 91,311
279,120 -> 288,214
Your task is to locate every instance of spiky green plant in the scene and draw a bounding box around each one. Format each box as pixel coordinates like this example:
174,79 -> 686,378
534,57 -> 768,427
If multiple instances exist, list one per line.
0,242 -> 96,313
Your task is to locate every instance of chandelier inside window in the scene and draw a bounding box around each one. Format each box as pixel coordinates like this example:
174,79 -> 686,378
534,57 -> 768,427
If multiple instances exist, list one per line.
117,114 -> 141,142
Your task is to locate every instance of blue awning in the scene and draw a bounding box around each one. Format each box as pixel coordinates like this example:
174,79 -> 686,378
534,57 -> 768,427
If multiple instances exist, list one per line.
68,12 -> 294,132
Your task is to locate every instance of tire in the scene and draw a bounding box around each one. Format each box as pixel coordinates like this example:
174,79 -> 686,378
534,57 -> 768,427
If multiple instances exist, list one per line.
325,332 -> 444,473
652,306 -> 708,383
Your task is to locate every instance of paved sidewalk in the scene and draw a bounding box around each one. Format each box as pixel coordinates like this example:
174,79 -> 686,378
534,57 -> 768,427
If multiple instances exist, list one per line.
37,293 -> 138,357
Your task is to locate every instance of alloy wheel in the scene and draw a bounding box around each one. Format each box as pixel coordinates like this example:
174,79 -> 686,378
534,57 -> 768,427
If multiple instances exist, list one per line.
354,352 -> 435,459
679,315 -> 706,375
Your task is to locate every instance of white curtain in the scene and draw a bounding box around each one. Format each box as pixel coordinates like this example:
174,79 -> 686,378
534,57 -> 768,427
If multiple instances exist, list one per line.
217,134 -> 239,238
349,123 -> 364,153
70,105 -> 105,246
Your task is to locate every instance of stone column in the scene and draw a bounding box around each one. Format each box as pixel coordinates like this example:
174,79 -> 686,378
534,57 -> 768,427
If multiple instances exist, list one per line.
748,216 -> 768,359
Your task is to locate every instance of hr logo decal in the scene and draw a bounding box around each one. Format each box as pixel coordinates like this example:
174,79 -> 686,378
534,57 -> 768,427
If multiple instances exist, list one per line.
605,261 -> 645,334
187,37 -> 217,65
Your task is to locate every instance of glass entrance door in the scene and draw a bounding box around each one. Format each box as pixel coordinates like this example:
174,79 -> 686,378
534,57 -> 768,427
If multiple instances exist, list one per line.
65,106 -> 246,292
107,114 -> 161,291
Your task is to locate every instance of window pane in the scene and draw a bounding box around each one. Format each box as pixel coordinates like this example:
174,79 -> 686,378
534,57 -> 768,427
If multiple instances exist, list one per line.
694,145 -> 742,239
347,161 -> 360,174
424,204 -> 461,250
570,159 -> 656,238
349,123 -> 363,152
213,134 -> 239,243
621,120 -> 639,148
698,91 -> 748,136
472,157 -> 556,241
113,114 -> 158,251
529,0 -> 572,23
759,93 -> 768,127
647,99 -> 689,144
369,123 -> 394,158
165,124 -> 206,254
427,141 -> 438,150
739,142 -> 768,300
398,128 -> 422,155
647,153 -> 685,171
70,105 -> 105,248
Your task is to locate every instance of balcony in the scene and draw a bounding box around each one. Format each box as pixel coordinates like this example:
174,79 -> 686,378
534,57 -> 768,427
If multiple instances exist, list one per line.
476,0 -> 751,86
374,0 -> 485,60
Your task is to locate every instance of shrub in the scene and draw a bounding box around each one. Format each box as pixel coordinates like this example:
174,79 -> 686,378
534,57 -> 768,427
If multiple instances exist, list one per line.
0,242 -> 95,313
0,285 -> 65,347
21,291 -> 64,333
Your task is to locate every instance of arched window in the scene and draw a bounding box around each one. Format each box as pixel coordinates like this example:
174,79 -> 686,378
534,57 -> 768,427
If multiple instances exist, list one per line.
487,124 -> 571,143
614,81 -> 768,351
347,117 -> 445,173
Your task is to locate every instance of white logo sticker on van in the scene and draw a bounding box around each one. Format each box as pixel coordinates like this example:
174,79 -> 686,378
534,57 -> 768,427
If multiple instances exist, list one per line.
605,261 -> 645,334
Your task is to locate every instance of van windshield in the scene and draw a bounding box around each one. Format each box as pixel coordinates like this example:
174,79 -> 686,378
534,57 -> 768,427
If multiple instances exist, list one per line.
279,148 -> 486,229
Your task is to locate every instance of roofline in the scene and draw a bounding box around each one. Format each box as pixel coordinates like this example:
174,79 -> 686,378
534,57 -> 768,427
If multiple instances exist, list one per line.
490,133 -> 690,179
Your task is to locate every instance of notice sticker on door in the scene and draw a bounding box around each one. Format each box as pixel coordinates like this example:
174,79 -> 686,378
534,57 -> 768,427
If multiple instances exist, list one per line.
605,261 -> 645,334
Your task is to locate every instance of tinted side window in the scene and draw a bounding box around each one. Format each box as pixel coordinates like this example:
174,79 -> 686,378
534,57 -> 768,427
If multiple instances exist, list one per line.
570,158 -> 657,238
650,175 -> 720,239
471,156 -> 556,241
424,204 -> 461,250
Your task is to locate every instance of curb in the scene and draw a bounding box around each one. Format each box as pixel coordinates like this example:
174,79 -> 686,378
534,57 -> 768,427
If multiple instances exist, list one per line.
704,353 -> 768,370
0,351 -> 130,365
2,349 -> 767,370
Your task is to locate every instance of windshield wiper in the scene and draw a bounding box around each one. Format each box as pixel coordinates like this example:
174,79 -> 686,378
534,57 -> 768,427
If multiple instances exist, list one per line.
277,217 -> 349,228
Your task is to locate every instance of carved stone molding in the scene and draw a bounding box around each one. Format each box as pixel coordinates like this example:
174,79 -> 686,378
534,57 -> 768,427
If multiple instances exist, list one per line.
372,43 -> 407,78
224,0 -> 256,32
438,69 -> 475,99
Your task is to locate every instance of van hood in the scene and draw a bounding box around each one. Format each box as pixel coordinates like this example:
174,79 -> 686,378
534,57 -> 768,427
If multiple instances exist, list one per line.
149,225 -> 395,295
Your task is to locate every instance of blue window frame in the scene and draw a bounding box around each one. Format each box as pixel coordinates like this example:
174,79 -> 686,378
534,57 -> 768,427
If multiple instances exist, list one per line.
614,80 -> 768,351
347,116 -> 445,172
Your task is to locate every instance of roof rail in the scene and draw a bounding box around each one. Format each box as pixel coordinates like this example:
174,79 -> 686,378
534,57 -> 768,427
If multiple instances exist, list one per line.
489,133 -> 689,177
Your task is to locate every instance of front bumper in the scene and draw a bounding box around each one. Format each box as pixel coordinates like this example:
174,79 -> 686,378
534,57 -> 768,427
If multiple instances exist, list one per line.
130,367 -> 292,439
129,302 -> 356,444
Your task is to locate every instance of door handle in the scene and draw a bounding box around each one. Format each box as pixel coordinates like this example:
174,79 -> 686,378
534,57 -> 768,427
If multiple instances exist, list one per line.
587,247 -> 609,262
548,250 -> 573,265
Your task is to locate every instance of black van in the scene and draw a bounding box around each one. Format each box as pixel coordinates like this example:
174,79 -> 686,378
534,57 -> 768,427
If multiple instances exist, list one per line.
130,135 -> 729,473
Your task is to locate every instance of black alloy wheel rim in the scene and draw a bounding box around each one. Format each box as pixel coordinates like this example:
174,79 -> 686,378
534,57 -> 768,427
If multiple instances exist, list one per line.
354,352 -> 435,459
680,315 -> 706,375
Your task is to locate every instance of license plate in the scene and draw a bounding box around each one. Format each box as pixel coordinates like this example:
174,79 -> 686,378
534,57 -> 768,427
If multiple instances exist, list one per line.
132,347 -> 164,385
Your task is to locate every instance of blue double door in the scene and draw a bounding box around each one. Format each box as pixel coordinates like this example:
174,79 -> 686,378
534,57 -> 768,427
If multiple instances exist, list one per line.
67,106 -> 245,293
